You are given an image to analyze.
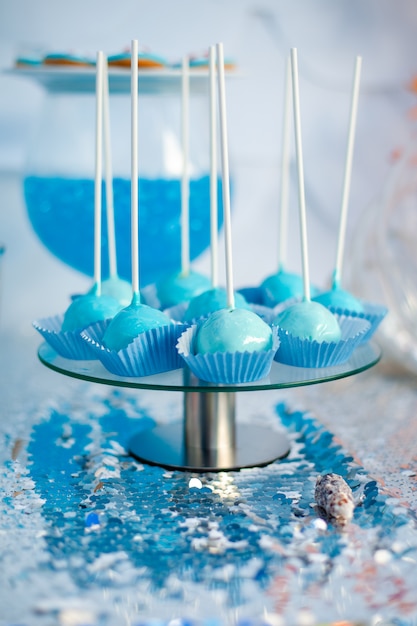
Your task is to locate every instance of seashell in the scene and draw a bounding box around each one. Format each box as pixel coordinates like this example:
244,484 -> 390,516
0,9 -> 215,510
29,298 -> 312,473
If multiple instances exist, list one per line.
314,473 -> 354,525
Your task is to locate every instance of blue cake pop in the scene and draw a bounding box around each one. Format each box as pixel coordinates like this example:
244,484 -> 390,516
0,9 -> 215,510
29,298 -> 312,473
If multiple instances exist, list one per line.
313,285 -> 364,313
102,292 -> 171,351
274,300 -> 341,343
97,54 -> 133,310
100,41 -> 173,354
196,307 -> 272,354
185,286 -> 250,320
155,56 -> 212,310
315,57 -> 364,315
156,270 -> 211,309
61,52 -> 123,334
272,49 -> 342,346
260,269 -> 304,305
195,45 -> 273,358
62,288 -> 121,332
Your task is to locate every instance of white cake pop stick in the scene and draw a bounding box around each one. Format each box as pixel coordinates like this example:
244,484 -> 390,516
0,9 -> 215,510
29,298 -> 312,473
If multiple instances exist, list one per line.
333,55 -> 362,288
102,54 -> 117,279
290,47 -> 310,302
216,42 -> 235,310
94,50 -> 104,296
209,45 -> 218,288
131,39 -> 140,299
181,56 -> 190,278
278,55 -> 292,273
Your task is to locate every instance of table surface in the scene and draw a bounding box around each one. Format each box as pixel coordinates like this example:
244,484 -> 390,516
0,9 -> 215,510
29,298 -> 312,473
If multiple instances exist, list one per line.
2,172 -> 417,625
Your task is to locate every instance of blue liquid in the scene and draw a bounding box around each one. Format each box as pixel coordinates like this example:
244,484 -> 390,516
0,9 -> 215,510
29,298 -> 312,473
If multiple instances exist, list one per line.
24,175 -> 224,287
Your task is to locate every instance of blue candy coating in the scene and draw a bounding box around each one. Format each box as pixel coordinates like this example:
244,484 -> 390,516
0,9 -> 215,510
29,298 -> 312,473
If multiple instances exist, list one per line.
196,308 -> 273,355
103,301 -> 170,351
185,287 -> 250,321
274,300 -> 341,343
61,293 -> 121,332
313,287 -> 364,313
260,270 -> 304,305
156,270 -> 211,309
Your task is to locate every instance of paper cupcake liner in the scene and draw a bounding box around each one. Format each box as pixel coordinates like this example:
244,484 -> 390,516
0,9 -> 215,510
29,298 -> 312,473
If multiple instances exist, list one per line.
176,324 -> 279,384
326,302 -> 388,344
274,314 -> 370,368
33,314 -> 98,360
81,320 -> 186,377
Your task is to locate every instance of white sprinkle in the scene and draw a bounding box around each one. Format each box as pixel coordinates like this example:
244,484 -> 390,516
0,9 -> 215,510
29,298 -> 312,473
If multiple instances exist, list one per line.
374,549 -> 392,565
189,477 -> 203,489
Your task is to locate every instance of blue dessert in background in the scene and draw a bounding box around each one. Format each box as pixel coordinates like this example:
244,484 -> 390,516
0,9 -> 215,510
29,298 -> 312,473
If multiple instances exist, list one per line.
24,174 -> 224,287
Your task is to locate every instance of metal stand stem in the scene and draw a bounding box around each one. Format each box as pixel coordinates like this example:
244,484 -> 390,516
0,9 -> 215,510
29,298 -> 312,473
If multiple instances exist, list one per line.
129,389 -> 290,472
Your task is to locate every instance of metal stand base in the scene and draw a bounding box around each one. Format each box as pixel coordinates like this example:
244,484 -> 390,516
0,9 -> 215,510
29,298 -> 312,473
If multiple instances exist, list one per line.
128,390 -> 291,472
129,421 -> 290,472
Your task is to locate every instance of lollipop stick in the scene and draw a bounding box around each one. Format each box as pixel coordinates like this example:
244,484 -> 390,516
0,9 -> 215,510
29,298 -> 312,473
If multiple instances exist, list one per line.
181,56 -> 190,278
131,39 -> 140,299
102,54 -> 117,279
209,45 -> 218,288
94,50 -> 104,295
278,55 -> 291,273
290,48 -> 310,302
216,42 -> 235,310
334,55 -> 362,289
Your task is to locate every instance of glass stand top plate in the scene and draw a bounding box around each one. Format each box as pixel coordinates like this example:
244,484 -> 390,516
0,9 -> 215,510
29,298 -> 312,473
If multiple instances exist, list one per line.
38,342 -> 381,393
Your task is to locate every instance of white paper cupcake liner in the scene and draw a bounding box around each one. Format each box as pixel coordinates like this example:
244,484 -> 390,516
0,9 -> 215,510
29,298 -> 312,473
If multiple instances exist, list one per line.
326,302 -> 387,344
33,314 -> 98,360
176,324 -> 279,384
274,314 -> 370,368
81,319 -> 186,377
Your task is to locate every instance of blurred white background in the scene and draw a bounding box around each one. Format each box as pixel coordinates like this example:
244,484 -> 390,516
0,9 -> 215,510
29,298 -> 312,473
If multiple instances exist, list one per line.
1,0 -> 417,333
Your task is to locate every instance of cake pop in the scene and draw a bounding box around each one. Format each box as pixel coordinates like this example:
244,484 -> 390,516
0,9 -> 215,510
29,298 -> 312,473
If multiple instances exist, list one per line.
62,289 -> 121,333
101,39 -> 172,353
273,48 -> 341,344
314,282 -> 364,313
177,44 -> 277,383
102,293 -> 170,351
196,307 -> 272,354
155,56 -> 210,309
61,51 -> 121,333
260,56 -> 306,306
186,287 -> 250,321
185,47 -> 250,322
313,56 -> 364,314
98,54 -> 131,306
156,270 -> 210,310
274,300 -> 341,343
261,270 -> 304,306
194,43 -> 273,357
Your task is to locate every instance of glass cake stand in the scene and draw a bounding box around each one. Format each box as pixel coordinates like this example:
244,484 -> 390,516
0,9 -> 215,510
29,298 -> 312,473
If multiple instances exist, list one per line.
38,342 -> 380,473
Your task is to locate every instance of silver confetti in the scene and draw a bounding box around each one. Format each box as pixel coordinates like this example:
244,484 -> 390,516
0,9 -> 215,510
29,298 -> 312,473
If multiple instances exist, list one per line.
314,473 -> 354,525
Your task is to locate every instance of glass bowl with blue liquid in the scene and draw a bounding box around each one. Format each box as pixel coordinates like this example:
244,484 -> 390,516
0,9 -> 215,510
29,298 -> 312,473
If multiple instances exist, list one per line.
21,68 -> 225,286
